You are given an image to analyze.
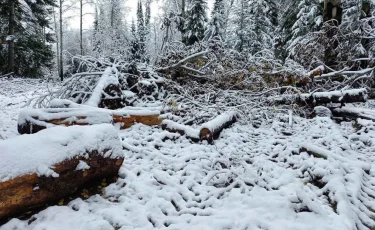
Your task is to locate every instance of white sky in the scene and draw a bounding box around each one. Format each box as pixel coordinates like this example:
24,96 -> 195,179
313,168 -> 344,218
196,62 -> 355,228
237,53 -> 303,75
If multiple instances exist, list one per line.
71,0 -> 213,30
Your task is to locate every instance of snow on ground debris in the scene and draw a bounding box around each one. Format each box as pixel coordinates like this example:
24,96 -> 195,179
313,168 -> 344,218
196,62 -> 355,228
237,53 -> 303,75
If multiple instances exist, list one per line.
2,79 -> 375,229
0,78 -> 56,140
3,115 -> 375,230
0,124 -> 123,182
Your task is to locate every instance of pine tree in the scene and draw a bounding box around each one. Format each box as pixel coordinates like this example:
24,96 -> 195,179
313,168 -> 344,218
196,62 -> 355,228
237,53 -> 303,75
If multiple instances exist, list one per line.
183,0 -> 207,45
0,0 -> 55,77
204,0 -> 225,41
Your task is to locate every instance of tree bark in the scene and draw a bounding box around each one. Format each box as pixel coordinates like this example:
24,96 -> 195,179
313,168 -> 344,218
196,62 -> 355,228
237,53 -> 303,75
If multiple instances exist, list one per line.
17,108 -> 163,134
80,0 -> 83,56
7,0 -> 15,74
0,152 -> 124,221
59,0 -> 64,81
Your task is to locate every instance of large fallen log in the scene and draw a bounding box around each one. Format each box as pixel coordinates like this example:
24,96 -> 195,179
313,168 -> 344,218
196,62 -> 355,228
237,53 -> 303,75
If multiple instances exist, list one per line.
18,107 -> 163,135
161,112 -> 237,144
273,88 -> 368,106
330,106 -> 375,122
0,124 -> 124,220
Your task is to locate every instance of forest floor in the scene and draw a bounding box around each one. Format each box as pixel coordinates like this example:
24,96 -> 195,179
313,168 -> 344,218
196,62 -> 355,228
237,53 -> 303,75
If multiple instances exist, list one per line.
1,78 -> 375,230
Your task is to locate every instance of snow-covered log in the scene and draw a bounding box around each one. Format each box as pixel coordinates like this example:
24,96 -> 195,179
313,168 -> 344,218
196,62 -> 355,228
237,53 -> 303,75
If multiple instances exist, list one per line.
274,88 -> 368,106
161,120 -> 200,142
0,125 -> 124,220
18,107 -> 163,134
199,111 -> 237,144
331,106 -> 375,122
85,67 -> 123,110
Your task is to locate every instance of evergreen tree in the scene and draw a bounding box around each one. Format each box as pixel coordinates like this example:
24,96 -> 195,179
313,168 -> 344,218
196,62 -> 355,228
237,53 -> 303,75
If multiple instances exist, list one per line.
130,19 -> 140,61
231,0 -> 251,52
137,0 -> 146,60
204,0 -> 225,41
246,0 -> 278,54
0,0 -> 55,77
183,0 -> 207,45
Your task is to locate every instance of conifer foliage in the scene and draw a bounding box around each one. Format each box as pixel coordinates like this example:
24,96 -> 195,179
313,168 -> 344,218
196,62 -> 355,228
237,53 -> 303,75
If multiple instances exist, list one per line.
0,0 -> 55,77
184,0 -> 207,46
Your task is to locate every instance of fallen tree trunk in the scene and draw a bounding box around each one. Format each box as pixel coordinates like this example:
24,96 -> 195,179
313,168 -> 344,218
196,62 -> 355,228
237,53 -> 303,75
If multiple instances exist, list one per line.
0,125 -> 124,220
331,106 -> 375,122
200,112 -> 237,144
161,120 -> 200,142
161,112 -> 237,144
273,88 -> 368,106
18,107 -> 163,135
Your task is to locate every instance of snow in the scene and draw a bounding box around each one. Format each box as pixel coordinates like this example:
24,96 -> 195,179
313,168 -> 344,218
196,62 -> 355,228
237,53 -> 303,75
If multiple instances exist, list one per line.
3,79 -> 375,229
0,124 -> 123,182
300,88 -> 367,100
201,111 -> 237,131
0,78 -> 56,140
76,160 -> 91,171
85,67 -> 120,107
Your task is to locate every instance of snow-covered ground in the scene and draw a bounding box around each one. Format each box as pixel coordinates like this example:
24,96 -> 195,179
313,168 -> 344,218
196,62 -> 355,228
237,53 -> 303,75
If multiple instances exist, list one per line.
1,79 -> 375,230
0,78 -> 56,140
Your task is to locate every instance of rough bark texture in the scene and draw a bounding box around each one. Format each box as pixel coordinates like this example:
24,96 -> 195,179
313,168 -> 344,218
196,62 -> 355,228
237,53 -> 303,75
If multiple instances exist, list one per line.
0,152 -> 124,221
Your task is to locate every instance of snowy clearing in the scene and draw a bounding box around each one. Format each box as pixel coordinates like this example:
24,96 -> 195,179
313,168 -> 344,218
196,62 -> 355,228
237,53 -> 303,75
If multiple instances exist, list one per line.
1,79 -> 375,230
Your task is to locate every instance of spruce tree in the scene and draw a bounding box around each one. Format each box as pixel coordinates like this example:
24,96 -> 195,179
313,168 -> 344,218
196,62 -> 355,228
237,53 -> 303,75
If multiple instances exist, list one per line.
205,0 -> 225,41
0,0 -> 55,77
183,0 -> 207,46
247,0 -> 278,54
137,0 -> 145,60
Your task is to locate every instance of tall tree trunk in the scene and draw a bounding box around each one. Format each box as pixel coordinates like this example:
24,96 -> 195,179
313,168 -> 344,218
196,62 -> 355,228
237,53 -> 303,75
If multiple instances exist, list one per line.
59,0 -> 64,81
53,7 -> 60,75
181,0 -> 185,43
80,0 -> 83,56
8,0 -> 15,74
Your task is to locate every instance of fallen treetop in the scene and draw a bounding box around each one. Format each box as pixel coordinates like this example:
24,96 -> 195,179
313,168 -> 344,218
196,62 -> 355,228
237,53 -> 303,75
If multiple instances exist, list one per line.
0,124 -> 123,182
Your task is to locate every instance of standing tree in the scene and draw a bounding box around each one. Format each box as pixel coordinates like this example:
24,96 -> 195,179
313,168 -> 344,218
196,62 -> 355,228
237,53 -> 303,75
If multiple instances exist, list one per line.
247,0 -> 278,54
0,0 -> 55,77
204,0 -> 225,41
183,0 -> 207,45
137,0 -> 146,61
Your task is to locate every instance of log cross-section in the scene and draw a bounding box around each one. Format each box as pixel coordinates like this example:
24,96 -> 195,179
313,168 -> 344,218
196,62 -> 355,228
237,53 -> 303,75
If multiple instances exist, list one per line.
199,112 -> 237,143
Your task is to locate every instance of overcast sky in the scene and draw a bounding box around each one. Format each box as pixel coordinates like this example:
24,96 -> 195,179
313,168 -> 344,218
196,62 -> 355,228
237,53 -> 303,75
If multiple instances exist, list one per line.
71,0 -> 213,30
